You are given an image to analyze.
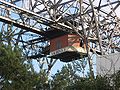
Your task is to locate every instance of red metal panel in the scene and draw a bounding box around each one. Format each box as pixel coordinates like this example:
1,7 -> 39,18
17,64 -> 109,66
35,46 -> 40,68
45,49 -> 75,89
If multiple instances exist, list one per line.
50,34 -> 85,52
68,34 -> 80,47
50,34 -> 68,52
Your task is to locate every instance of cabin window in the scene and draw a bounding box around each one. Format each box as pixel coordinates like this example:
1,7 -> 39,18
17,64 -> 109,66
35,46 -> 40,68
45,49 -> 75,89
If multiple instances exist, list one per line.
56,40 -> 62,49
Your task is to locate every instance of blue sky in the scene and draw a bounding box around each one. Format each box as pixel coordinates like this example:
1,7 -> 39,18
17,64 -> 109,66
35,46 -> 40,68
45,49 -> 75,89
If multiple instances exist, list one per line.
0,0 -> 119,77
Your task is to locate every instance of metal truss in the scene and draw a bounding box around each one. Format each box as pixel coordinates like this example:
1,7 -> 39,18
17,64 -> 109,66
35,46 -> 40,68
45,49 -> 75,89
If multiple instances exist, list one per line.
0,0 -> 120,76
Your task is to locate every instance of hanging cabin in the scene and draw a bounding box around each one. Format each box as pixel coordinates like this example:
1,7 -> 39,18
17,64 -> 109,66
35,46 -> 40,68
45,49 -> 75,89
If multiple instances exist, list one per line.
47,16 -> 87,62
27,15 -> 88,61
39,16 -> 87,62
48,34 -> 87,62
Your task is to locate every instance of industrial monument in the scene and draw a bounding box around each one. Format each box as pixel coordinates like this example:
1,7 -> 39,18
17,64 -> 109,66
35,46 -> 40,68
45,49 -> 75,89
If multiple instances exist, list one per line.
0,0 -> 120,78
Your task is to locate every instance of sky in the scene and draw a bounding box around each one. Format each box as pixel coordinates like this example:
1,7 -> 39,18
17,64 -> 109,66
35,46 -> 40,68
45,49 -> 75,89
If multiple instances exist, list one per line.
0,0 -> 120,77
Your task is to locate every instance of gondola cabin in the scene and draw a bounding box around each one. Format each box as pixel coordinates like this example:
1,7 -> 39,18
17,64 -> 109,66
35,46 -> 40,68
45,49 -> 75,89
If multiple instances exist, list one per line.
49,34 -> 87,62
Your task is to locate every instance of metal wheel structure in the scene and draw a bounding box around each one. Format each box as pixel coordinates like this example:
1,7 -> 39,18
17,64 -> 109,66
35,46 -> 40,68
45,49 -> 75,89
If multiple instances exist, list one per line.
0,0 -> 120,78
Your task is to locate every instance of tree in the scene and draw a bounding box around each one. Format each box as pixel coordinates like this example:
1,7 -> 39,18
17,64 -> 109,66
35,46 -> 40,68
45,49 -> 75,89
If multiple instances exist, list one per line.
51,64 -> 79,90
50,62 -> 120,90
111,70 -> 120,90
0,43 -> 38,89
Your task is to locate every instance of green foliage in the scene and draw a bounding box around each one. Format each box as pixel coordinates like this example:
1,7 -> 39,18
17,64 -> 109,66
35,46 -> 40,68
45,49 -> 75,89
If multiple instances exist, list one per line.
0,44 -> 40,90
111,71 -> 120,90
0,31 -> 50,90
69,76 -> 112,90
34,70 -> 50,90
51,64 -> 79,90
50,63 -> 120,90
